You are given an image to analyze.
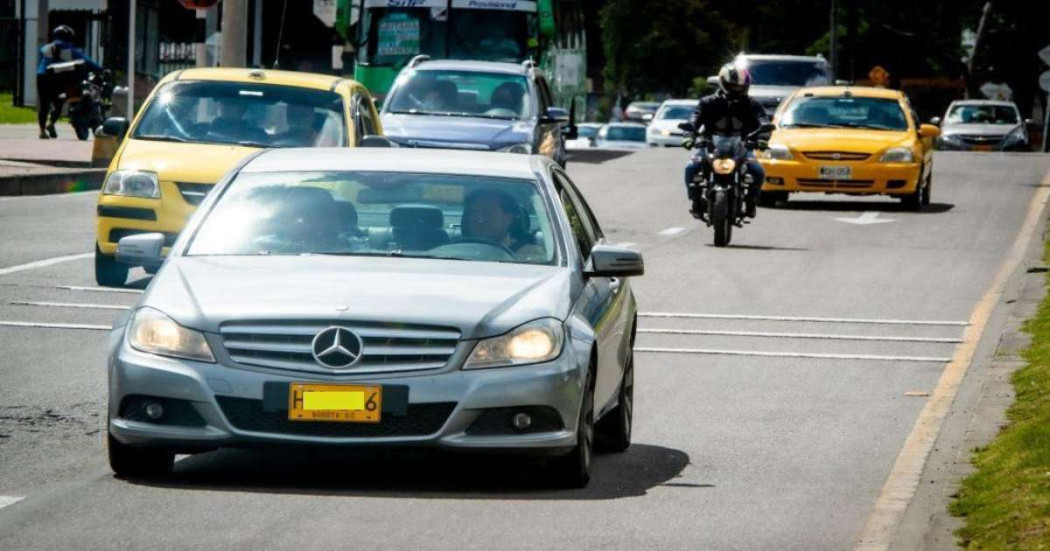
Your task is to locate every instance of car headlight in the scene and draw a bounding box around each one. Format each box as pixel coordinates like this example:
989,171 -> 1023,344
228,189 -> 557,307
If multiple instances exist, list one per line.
939,133 -> 961,143
878,147 -> 915,163
102,170 -> 160,198
128,307 -> 215,362
463,319 -> 564,370
1004,127 -> 1027,144
763,144 -> 793,160
498,143 -> 532,154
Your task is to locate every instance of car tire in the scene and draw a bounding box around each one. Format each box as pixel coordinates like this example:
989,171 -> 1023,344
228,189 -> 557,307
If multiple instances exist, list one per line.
596,354 -> 633,453
900,185 -> 923,212
921,175 -> 932,206
550,363 -> 595,489
95,245 -> 129,287
108,432 -> 174,478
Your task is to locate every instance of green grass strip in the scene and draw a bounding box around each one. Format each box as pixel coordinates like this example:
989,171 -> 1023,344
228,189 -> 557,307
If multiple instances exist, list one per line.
949,238 -> 1050,549
0,93 -> 40,125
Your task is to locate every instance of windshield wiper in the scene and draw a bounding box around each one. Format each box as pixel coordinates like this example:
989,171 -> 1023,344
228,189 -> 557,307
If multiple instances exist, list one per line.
235,140 -> 276,148
134,134 -> 191,143
782,123 -> 831,129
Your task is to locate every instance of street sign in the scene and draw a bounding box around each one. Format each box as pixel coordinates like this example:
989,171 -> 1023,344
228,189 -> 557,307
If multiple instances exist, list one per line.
1039,44 -> 1050,66
868,66 -> 890,87
1040,71 -> 1050,93
314,0 -> 337,27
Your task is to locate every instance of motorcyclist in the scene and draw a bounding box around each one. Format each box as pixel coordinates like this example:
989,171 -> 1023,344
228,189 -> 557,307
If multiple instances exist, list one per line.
36,25 -> 103,139
684,62 -> 769,218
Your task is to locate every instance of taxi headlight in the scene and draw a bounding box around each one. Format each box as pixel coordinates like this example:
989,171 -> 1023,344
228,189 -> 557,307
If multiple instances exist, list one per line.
763,144 -> 793,160
128,307 -> 215,362
712,158 -> 737,174
464,319 -> 564,369
498,143 -> 532,154
102,170 -> 160,198
878,147 -> 915,163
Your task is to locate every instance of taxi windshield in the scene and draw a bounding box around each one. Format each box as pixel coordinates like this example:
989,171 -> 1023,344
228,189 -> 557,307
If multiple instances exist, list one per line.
132,81 -> 348,148
188,171 -> 558,266
780,96 -> 909,131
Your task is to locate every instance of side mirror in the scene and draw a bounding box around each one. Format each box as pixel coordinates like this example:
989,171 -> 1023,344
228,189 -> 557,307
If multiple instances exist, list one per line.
586,245 -> 644,278
359,135 -> 397,148
1024,118 -> 1034,126
677,122 -> 695,133
918,124 -> 941,139
706,76 -> 719,87
98,117 -> 129,140
929,116 -> 941,126
542,107 -> 570,124
116,233 -> 165,268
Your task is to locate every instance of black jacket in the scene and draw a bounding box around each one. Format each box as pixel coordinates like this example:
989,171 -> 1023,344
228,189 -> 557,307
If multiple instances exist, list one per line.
690,90 -> 769,136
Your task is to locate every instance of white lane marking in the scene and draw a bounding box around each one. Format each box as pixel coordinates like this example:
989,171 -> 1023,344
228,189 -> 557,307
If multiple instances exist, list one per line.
11,301 -> 130,311
0,321 -> 110,331
56,285 -> 142,294
638,328 -> 963,344
640,312 -> 969,326
834,211 -> 896,225
615,242 -> 637,249
659,227 -> 685,236
0,496 -> 25,510
0,253 -> 92,277
635,347 -> 951,363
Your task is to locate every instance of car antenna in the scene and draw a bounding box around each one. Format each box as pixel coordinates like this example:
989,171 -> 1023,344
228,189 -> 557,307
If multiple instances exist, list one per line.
272,0 -> 289,69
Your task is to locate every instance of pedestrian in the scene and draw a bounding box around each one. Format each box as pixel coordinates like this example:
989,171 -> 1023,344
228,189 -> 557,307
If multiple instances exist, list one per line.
36,25 -> 103,139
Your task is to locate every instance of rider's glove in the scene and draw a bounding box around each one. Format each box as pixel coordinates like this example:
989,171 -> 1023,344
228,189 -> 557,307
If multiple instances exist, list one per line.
682,137 -> 695,150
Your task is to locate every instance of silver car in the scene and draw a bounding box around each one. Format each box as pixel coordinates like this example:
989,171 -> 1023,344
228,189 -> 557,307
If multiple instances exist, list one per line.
934,100 -> 1030,152
106,149 -> 643,488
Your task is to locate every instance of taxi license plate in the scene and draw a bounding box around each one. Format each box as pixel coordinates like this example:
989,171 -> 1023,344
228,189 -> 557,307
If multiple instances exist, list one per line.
288,383 -> 382,423
974,144 -> 994,152
819,165 -> 852,180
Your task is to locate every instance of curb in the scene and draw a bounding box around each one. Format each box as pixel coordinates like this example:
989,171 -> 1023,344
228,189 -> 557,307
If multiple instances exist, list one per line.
0,169 -> 105,197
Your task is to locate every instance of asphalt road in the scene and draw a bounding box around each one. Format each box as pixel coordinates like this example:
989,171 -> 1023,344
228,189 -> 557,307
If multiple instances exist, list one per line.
0,150 -> 1048,550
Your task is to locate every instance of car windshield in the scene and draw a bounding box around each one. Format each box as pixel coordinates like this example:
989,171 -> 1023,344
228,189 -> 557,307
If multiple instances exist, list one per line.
946,104 -> 1018,125
386,70 -> 532,121
188,171 -> 557,266
601,126 -> 646,141
657,105 -> 694,120
744,59 -> 830,87
780,96 -> 909,131
132,81 -> 348,147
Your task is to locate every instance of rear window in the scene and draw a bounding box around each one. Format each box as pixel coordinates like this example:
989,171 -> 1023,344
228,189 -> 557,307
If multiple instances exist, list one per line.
600,126 -> 646,142
744,59 -> 830,87
657,105 -> 694,120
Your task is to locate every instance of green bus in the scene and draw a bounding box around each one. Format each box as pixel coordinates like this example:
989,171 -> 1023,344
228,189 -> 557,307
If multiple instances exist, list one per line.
345,0 -> 586,110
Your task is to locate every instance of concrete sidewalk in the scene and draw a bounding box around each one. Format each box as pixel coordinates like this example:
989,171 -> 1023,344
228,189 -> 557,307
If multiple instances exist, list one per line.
0,124 -> 103,196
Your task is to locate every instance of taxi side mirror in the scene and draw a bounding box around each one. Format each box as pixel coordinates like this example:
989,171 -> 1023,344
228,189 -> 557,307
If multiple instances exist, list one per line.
918,124 -> 940,139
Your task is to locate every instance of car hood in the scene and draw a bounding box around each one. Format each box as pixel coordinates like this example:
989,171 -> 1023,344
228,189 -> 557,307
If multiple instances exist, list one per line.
941,123 -> 1018,136
772,128 -> 912,153
143,256 -> 575,340
117,139 -> 259,184
750,85 -> 799,102
380,114 -> 531,149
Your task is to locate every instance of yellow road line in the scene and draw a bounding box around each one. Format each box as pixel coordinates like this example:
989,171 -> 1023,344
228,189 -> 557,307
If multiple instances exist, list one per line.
854,167 -> 1050,550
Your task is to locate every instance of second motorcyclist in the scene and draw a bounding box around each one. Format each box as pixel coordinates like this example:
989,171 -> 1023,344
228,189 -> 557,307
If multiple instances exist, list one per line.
685,63 -> 769,218
36,25 -> 103,140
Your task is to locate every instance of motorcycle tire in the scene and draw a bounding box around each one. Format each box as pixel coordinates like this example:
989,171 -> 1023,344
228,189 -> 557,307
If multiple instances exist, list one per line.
712,190 -> 732,247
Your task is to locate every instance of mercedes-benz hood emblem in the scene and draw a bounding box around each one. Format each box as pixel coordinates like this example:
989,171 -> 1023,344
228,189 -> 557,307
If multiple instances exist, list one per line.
311,326 -> 364,369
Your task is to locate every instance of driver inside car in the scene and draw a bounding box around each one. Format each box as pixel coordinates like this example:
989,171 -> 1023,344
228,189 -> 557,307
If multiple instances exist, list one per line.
209,97 -> 268,143
461,189 -> 544,261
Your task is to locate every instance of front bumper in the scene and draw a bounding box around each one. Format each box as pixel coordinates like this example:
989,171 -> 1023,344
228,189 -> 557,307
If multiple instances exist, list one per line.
936,137 -> 1027,152
95,181 -> 203,258
759,159 -> 922,195
108,331 -> 584,454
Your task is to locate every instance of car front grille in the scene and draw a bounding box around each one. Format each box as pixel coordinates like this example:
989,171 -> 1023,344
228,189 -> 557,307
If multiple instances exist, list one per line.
958,134 -> 1005,145
802,151 -> 871,161
219,320 -> 462,375
216,396 -> 456,438
797,179 -> 875,189
175,182 -> 212,206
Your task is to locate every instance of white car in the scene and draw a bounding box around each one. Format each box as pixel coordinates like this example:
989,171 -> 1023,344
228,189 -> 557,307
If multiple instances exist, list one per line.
646,99 -> 696,147
595,123 -> 647,150
565,123 -> 603,150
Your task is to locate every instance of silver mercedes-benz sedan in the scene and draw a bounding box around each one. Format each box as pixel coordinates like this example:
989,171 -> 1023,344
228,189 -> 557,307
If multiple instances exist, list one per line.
106,148 -> 643,487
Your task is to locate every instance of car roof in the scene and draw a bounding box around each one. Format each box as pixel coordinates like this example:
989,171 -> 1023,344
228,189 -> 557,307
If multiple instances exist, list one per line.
949,100 -> 1017,108
795,86 -> 902,99
738,54 -> 826,63
661,99 -> 697,106
165,68 -> 351,91
241,148 -> 547,180
413,59 -> 528,75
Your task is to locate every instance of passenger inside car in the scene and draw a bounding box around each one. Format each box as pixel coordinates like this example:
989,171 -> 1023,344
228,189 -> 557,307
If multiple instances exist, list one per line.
489,82 -> 525,117
461,188 -> 544,260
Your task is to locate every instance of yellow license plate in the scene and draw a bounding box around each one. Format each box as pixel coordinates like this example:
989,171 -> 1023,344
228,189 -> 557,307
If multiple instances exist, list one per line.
974,145 -> 994,152
288,383 -> 382,423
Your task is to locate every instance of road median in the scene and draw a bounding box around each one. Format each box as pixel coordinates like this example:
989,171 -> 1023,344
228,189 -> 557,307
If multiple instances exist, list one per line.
0,161 -> 104,196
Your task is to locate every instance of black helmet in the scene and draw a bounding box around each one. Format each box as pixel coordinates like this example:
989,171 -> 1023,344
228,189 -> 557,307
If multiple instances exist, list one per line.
717,63 -> 752,98
53,25 -> 74,42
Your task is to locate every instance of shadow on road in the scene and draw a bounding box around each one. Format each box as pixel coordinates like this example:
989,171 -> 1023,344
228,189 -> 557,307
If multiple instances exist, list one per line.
567,150 -> 635,165
706,244 -> 808,251
124,443 -> 691,500
777,201 -> 954,214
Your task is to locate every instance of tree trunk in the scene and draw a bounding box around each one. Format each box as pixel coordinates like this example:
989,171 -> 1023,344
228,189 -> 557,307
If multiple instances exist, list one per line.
966,1 -> 994,98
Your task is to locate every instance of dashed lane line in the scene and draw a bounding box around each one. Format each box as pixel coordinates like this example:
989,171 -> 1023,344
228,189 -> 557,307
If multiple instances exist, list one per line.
11,301 -> 130,311
638,328 -> 963,344
640,312 -> 969,326
56,285 -> 142,294
658,227 -> 685,236
0,321 -> 110,331
635,347 -> 951,363
0,496 -> 24,510
0,253 -> 92,277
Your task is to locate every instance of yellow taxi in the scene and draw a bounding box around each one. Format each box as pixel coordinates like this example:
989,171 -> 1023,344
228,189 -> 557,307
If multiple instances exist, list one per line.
94,68 -> 384,286
758,86 -> 939,210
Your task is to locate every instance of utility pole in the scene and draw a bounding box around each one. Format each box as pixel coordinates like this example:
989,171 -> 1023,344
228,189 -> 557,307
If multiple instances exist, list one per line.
221,0 -> 248,68
829,0 -> 838,80
127,0 -> 135,118
195,8 -> 207,68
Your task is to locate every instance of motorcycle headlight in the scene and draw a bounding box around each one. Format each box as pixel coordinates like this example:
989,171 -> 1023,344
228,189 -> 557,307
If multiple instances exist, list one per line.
712,158 -> 737,175
463,319 -> 564,370
128,307 -> 215,362
878,147 -> 915,163
103,170 -> 160,198
763,144 -> 793,160
498,143 -> 532,154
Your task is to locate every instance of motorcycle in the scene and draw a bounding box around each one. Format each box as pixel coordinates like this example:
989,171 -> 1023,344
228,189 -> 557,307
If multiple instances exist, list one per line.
680,122 -> 774,247
48,60 -> 113,141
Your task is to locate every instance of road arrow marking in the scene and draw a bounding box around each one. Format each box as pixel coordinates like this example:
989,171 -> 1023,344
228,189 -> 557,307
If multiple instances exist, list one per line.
833,212 -> 896,225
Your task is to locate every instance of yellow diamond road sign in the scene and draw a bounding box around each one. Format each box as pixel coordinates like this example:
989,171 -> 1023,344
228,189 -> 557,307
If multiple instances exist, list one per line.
868,66 -> 890,86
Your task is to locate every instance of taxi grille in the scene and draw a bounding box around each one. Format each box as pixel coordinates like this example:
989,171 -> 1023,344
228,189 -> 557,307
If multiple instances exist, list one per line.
802,152 -> 871,161
216,396 -> 456,437
219,320 -> 461,375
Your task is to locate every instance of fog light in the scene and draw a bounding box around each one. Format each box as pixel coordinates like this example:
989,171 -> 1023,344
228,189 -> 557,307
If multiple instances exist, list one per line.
512,412 -> 532,431
766,177 -> 784,186
144,401 -> 164,420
